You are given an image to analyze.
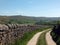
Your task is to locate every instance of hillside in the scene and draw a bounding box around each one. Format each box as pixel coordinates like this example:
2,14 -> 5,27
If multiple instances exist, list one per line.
0,15 -> 60,24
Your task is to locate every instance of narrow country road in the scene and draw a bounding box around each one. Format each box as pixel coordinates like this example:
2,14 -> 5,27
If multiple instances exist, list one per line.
46,31 -> 56,45
27,30 -> 46,45
27,29 -> 56,45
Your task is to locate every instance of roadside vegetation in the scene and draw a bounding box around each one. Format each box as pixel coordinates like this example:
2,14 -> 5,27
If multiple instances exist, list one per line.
51,24 -> 60,45
12,27 -> 50,45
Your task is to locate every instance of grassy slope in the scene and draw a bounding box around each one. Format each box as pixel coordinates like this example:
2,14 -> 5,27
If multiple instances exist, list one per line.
0,16 -> 36,24
0,16 -> 60,24
36,30 -> 50,45
12,28 -> 50,45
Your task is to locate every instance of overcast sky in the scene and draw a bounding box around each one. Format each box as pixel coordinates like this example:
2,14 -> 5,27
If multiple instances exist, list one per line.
0,0 -> 60,17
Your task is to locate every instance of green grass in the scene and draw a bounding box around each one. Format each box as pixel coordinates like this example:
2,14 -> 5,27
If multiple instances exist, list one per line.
36,30 -> 50,45
12,28 -> 50,45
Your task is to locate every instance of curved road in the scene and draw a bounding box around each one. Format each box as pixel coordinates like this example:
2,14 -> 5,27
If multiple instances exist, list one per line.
27,29 -> 56,45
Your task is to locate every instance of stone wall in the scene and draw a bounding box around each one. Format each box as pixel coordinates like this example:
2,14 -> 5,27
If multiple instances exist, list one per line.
0,24 -> 48,45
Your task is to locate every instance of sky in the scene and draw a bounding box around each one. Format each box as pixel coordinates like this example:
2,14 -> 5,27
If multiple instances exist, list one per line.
0,0 -> 60,17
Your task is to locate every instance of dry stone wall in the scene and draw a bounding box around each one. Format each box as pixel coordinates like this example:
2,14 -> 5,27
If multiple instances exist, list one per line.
0,24 -> 48,45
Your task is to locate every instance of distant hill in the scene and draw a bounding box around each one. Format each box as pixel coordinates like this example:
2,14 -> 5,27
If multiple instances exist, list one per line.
0,15 -> 60,24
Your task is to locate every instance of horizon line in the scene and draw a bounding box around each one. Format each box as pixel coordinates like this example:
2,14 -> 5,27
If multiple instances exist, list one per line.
0,15 -> 60,17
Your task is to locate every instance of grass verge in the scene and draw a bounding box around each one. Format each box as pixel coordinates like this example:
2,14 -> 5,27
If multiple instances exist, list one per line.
13,28 -> 50,45
36,30 -> 50,45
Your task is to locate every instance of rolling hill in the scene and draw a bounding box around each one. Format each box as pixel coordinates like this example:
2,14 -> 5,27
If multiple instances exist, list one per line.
0,15 -> 60,24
